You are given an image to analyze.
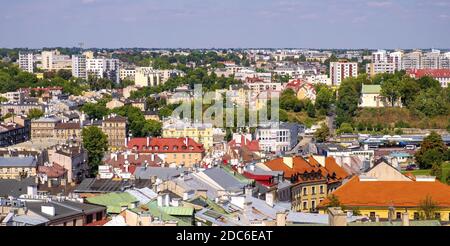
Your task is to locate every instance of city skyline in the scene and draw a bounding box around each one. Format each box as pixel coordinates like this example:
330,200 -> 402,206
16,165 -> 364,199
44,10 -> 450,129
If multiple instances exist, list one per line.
1,0 -> 450,49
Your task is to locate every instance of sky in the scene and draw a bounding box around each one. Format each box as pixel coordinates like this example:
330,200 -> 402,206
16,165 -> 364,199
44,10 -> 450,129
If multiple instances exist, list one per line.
1,0 -> 449,49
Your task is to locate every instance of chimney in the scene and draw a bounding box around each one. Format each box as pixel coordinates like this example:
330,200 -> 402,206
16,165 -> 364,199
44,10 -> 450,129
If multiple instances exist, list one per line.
151,154 -> 155,162
265,191 -> 275,207
328,207 -> 347,226
135,153 -> 139,160
244,186 -> 253,196
41,205 -> 56,216
157,195 -> 163,207
27,185 -> 37,196
283,157 -> 293,168
146,137 -> 150,146
164,193 -> 170,207
402,212 -> 410,226
276,211 -> 287,226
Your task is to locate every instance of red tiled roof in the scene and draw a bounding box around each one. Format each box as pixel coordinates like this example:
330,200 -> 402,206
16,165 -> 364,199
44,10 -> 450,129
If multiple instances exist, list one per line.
324,157 -> 350,180
319,176 -> 450,208
228,135 -> 260,152
285,79 -> 304,92
127,137 -> 205,153
407,69 -> 450,78
245,77 -> 265,83
85,219 -> 109,226
54,122 -> 81,130
38,163 -> 67,178
264,156 -> 321,179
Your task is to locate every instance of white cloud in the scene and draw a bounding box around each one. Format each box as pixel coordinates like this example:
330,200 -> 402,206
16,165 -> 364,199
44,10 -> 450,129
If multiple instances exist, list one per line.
81,0 -> 96,4
367,1 -> 392,8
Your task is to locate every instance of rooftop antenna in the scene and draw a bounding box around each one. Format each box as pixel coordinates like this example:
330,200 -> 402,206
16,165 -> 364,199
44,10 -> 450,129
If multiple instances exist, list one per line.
78,42 -> 85,51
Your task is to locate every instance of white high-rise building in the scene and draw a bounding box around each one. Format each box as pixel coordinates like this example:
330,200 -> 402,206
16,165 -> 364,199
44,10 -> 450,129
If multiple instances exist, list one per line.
86,58 -> 120,83
72,55 -> 87,79
41,50 -> 72,71
388,51 -> 403,71
135,67 -> 161,87
421,49 -> 441,69
402,50 -> 422,70
366,62 -> 396,77
18,52 -> 34,73
372,50 -> 387,63
330,62 -> 358,85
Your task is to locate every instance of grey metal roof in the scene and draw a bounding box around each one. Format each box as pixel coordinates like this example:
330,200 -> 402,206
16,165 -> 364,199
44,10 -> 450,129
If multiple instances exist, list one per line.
125,187 -> 157,205
25,201 -> 83,221
0,156 -> 36,167
74,178 -> 152,193
0,177 -> 36,198
174,174 -> 218,200
134,166 -> 185,180
11,214 -> 49,226
202,167 -> 246,191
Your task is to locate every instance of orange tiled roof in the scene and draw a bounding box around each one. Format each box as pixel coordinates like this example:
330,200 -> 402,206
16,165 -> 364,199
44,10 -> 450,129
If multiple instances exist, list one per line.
319,176 -> 450,208
264,156 -> 321,178
324,156 -> 350,180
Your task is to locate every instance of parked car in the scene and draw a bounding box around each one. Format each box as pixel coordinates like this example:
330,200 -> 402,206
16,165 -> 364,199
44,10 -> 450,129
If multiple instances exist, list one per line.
406,164 -> 418,171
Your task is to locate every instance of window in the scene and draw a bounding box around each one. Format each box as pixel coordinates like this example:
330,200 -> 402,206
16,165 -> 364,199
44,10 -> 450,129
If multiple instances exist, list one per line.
414,212 -> 420,220
370,212 -> 376,220
96,212 -> 103,221
303,187 -> 307,195
312,187 -> 316,195
303,201 -> 308,210
396,212 -> 401,220
435,213 -> 441,220
311,200 -> 316,210
86,214 -> 93,224
73,219 -> 77,226
320,185 -> 324,194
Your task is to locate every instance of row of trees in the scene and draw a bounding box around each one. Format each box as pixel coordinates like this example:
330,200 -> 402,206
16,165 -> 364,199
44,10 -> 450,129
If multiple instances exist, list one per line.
336,72 -> 450,127
414,132 -> 450,184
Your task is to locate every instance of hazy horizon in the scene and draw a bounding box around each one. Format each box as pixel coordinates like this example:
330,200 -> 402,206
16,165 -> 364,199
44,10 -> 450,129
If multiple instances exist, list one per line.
1,0 -> 449,49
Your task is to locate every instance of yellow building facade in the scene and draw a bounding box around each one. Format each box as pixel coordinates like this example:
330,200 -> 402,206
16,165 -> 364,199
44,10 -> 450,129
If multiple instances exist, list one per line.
162,126 -> 213,150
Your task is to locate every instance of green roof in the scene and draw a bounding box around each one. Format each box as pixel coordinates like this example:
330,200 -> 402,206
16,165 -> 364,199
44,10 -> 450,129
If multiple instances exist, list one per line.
348,220 -> 441,226
86,192 -> 138,214
361,84 -> 381,94
161,206 -> 194,216
144,201 -> 192,226
221,164 -> 253,184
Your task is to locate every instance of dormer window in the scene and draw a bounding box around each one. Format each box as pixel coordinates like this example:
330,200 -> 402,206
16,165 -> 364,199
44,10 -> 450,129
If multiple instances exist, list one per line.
173,146 -> 178,151
189,146 -> 194,150
163,145 -> 169,150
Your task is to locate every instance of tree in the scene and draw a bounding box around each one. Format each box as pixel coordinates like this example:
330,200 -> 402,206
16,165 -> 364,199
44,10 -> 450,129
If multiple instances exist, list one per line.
414,132 -> 447,169
419,195 -> 438,220
315,85 -> 334,115
27,108 -> 44,119
326,194 -> 341,208
314,123 -> 330,143
430,164 -> 443,181
306,101 -> 316,118
56,69 -> 72,80
0,96 -> 7,102
380,78 -> 401,107
143,119 -> 163,137
408,88 -> 449,117
82,126 -> 109,176
336,75 -> 368,126
337,122 -> 353,134
81,102 -> 109,120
